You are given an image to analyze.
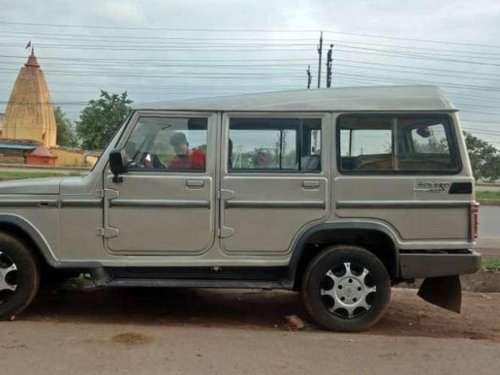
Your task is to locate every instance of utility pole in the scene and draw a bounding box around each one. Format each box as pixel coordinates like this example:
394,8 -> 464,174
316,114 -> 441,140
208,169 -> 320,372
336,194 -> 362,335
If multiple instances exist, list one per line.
326,44 -> 333,88
306,65 -> 312,89
317,31 -> 323,88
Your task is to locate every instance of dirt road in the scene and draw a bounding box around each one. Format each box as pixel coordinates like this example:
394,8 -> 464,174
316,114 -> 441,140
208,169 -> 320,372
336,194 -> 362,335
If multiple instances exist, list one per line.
2,287 -> 500,374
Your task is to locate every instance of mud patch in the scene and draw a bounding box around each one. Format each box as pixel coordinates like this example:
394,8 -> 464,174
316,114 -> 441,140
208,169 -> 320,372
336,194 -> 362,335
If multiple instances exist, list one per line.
111,332 -> 152,345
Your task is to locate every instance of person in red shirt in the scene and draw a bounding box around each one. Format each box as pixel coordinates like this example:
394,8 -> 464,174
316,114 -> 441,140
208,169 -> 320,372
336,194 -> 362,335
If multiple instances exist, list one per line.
168,132 -> 206,170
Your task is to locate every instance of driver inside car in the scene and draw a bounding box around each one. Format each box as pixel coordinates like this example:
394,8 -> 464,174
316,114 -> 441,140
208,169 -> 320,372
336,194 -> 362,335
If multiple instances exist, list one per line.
168,131 -> 206,170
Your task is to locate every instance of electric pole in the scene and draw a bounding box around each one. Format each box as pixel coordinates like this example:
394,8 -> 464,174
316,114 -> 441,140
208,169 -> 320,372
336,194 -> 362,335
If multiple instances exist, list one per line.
317,31 -> 323,88
306,65 -> 312,89
326,44 -> 333,88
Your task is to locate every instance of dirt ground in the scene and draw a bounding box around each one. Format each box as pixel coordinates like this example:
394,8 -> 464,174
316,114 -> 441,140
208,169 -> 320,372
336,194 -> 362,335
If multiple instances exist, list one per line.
18,284 -> 500,342
3,286 -> 500,375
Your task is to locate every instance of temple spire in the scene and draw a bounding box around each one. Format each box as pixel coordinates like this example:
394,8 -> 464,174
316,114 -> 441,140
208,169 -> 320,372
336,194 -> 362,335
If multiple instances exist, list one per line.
25,43 -> 39,68
3,48 -> 57,147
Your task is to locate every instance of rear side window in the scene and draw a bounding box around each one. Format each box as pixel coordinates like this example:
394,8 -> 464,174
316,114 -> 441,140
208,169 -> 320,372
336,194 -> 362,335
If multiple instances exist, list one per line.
228,118 -> 321,173
338,115 -> 460,174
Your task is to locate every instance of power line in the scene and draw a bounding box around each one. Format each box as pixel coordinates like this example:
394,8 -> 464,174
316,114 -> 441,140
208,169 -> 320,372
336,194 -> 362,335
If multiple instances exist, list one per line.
0,29 -> 318,42
2,54 -> 498,83
330,71 -> 500,91
3,29 -> 500,60
333,63 -> 500,83
0,68 -> 306,80
1,62 -> 499,90
1,21 -> 499,49
326,39 -> 500,58
0,54 -> 316,63
460,119 -> 500,124
333,46 -> 500,67
0,42 -> 314,52
333,59 -> 500,79
2,40 -> 500,65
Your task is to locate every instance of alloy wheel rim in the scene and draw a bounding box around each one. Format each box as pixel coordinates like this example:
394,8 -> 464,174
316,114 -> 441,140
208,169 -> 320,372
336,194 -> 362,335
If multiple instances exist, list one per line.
0,251 -> 18,304
320,262 -> 376,319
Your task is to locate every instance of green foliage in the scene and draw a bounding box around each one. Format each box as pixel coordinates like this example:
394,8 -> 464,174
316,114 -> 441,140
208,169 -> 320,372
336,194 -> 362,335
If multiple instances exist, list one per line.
476,191 -> 500,201
0,171 -> 84,180
414,137 -> 449,154
76,91 -> 133,150
482,259 -> 500,270
54,107 -> 78,147
464,132 -> 500,182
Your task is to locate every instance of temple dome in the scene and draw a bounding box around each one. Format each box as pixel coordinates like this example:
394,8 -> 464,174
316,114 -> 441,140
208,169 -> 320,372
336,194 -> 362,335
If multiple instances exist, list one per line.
2,50 -> 57,147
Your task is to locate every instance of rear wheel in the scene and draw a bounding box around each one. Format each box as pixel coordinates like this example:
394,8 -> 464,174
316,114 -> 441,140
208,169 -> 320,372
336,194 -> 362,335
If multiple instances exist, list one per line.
302,245 -> 391,332
0,233 -> 40,320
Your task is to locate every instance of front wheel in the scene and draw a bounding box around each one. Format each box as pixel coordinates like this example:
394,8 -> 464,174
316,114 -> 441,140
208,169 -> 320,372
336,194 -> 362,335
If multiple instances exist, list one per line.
302,245 -> 391,332
0,233 -> 40,320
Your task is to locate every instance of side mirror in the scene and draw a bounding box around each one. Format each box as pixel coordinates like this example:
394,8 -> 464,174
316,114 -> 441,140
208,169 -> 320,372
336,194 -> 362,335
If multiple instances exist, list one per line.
109,148 -> 128,183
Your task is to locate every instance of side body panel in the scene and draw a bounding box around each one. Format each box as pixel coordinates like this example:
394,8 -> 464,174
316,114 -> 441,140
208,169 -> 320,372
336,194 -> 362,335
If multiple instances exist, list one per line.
332,112 -> 474,245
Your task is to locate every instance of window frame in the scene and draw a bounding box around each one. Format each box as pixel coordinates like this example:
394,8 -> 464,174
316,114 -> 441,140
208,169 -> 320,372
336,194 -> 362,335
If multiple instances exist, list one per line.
117,111 -> 212,174
336,113 -> 463,175
225,115 -> 323,174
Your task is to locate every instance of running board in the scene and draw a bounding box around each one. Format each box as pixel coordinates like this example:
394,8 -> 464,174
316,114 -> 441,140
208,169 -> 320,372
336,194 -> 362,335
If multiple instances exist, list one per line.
94,266 -> 291,290
106,278 -> 287,290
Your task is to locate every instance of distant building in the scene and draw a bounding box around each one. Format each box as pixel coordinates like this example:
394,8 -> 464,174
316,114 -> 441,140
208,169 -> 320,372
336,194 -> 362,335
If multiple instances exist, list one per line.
0,50 -> 98,168
2,50 -> 57,147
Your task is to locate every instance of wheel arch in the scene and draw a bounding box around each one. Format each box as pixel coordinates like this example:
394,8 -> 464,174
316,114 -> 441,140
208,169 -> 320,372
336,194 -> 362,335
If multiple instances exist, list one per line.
288,222 -> 400,289
0,214 -> 59,268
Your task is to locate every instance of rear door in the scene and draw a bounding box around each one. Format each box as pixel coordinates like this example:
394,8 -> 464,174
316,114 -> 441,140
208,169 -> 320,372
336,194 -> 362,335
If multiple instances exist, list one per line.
219,113 -> 329,254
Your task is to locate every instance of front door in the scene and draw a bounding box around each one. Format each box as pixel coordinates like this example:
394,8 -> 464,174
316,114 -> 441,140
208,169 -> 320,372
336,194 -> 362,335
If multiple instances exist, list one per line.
103,112 -> 217,255
219,114 -> 329,254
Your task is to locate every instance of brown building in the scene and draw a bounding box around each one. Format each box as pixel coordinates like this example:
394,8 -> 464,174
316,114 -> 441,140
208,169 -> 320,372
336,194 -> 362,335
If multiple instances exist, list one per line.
2,51 -> 57,147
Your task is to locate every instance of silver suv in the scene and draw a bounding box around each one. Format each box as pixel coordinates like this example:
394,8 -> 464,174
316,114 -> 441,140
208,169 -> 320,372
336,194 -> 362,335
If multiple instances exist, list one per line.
0,86 -> 480,331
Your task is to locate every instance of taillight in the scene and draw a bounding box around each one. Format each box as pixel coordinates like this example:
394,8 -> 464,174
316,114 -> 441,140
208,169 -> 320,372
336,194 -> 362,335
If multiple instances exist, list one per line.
470,202 -> 479,241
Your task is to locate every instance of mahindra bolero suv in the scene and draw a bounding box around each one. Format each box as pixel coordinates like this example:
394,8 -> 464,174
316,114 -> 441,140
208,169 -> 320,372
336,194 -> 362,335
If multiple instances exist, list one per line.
0,86 -> 481,331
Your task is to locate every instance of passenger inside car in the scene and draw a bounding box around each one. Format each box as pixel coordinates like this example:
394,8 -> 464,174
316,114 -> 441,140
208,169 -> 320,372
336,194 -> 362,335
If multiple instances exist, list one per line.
168,132 -> 206,170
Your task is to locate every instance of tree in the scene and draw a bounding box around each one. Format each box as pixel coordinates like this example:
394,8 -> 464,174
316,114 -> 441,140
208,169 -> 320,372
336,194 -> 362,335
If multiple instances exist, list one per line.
54,106 -> 78,147
464,132 -> 500,182
76,91 -> 133,150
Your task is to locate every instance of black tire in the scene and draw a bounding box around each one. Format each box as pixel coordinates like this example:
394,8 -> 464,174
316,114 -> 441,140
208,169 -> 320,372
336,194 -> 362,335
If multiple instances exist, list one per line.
302,245 -> 391,332
0,233 -> 40,320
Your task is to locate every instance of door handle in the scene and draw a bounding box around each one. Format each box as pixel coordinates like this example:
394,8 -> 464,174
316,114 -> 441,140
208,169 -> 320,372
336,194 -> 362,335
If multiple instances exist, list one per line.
186,180 -> 204,188
302,180 -> 320,189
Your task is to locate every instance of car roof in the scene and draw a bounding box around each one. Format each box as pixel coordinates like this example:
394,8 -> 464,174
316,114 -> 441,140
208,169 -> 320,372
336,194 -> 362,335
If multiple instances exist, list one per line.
134,85 -> 456,112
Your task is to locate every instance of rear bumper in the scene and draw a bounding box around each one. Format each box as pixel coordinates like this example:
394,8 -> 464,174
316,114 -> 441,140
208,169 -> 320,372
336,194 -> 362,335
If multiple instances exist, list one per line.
399,250 -> 481,279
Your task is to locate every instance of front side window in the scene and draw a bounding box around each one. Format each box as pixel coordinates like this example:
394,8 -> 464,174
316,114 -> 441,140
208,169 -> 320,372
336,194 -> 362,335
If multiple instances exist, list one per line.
338,115 -> 460,173
124,116 -> 208,172
228,118 -> 321,172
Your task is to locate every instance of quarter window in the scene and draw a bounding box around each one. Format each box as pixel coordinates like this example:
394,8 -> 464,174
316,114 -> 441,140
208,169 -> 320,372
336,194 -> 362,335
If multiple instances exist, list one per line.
338,115 -> 459,173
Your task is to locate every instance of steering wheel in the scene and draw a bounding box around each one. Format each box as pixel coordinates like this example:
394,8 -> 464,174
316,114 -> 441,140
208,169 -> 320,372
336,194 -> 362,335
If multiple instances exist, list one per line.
129,152 -> 166,170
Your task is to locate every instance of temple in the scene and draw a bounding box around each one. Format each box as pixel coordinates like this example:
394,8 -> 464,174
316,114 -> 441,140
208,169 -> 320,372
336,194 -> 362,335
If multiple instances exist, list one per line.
1,49 -> 57,147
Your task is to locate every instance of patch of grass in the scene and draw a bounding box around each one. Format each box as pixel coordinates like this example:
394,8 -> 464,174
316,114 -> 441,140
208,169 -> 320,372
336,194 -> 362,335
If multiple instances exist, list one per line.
0,171 -> 83,180
482,259 -> 500,270
476,191 -> 500,201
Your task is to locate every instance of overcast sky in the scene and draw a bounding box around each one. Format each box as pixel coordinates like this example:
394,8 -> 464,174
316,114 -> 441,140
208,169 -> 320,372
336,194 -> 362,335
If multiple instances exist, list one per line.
0,0 -> 499,144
